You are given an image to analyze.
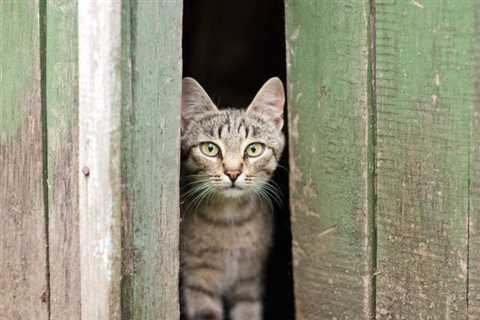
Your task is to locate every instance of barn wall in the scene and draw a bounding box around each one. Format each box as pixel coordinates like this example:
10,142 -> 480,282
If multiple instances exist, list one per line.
286,1 -> 374,319
120,1 -> 183,319
287,0 -> 480,319
375,1 -> 474,317
2,1 -> 480,319
0,2 -> 49,318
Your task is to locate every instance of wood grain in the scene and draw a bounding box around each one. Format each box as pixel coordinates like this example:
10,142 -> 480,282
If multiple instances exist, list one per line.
78,2 -> 122,319
286,1 -> 374,318
46,1 -> 81,319
121,1 -> 183,319
0,1 -> 49,319
375,1 -> 474,318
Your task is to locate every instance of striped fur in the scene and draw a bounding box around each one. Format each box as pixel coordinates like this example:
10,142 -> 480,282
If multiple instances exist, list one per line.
180,77 -> 285,320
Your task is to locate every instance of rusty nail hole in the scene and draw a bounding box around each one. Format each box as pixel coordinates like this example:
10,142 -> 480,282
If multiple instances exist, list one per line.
40,291 -> 48,303
82,166 -> 90,177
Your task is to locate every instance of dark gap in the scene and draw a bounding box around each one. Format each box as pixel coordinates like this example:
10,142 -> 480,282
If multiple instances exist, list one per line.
466,122 -> 471,318
369,0 -> 378,318
466,3 -> 480,316
182,1 -> 295,319
39,0 -> 51,317
120,0 -> 135,318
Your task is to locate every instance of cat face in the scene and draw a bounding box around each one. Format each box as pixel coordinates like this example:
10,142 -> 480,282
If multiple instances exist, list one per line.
181,77 -> 285,200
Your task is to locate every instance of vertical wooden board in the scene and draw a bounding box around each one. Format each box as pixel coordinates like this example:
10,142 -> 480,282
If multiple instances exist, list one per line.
121,1 -> 182,319
0,1 -> 49,319
46,0 -> 81,319
286,1 -> 373,319
375,1 -> 474,318
469,3 -> 480,317
78,2 -> 122,319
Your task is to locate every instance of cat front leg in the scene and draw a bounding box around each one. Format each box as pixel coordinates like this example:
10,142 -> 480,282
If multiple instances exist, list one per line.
182,269 -> 224,320
230,301 -> 262,320
183,286 -> 223,320
229,278 -> 263,320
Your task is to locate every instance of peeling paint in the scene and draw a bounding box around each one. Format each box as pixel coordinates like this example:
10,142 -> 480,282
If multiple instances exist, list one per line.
411,0 -> 424,9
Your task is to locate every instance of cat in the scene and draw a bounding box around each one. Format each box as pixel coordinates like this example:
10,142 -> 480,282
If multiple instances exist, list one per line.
180,77 -> 285,320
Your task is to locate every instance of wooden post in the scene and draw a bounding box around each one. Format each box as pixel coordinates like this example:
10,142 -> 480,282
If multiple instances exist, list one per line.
286,1 -> 374,318
0,1 -> 49,319
46,1 -> 81,319
78,2 -> 122,319
375,0 -> 474,317
121,1 -> 183,319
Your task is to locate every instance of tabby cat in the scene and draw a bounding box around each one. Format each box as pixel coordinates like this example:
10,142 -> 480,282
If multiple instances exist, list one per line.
180,77 -> 285,320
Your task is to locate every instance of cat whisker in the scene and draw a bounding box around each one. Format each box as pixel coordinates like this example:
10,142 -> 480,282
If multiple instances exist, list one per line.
181,178 -> 212,189
253,187 -> 274,212
182,182 -> 211,200
250,177 -> 284,209
190,186 -> 214,214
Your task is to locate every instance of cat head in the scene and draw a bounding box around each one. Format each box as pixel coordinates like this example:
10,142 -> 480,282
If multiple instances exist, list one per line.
181,77 -> 285,200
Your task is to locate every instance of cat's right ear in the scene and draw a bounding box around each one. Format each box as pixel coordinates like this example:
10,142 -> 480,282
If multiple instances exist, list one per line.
181,77 -> 217,129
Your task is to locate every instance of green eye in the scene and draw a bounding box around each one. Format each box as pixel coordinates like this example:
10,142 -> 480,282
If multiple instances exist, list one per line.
245,143 -> 265,157
200,142 -> 220,157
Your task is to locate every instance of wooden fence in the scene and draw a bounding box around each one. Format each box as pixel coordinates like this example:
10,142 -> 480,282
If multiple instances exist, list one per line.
0,1 -> 479,319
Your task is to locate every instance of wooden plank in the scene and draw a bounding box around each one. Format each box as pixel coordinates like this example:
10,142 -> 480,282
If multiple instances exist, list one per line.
0,1 -> 49,319
469,3 -> 480,317
285,1 -> 374,319
78,2 -> 122,319
121,1 -> 182,319
375,1 -> 474,317
46,0 -> 81,319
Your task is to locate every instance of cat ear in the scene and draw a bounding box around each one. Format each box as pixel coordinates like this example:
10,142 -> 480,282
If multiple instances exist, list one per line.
181,77 -> 218,129
247,77 -> 285,130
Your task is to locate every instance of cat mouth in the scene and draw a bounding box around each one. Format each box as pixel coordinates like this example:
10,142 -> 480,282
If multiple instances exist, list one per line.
222,185 -> 245,197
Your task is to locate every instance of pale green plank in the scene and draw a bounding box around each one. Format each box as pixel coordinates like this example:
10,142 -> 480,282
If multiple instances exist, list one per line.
0,1 -> 49,319
286,1 -> 374,318
78,2 -> 123,318
121,1 -> 182,319
45,0 -> 81,319
375,0 -> 474,317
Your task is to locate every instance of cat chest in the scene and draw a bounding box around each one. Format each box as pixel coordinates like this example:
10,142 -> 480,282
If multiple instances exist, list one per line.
223,249 -> 241,289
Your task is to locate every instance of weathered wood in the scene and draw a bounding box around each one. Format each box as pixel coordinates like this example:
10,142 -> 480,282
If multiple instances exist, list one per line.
286,1 -> 374,318
78,2 -> 122,319
46,1 -> 81,319
0,1 -> 49,319
375,1 -> 474,318
469,3 -> 480,317
121,1 -> 182,319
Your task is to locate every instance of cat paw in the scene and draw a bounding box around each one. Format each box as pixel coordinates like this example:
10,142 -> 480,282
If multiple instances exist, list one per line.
191,310 -> 222,320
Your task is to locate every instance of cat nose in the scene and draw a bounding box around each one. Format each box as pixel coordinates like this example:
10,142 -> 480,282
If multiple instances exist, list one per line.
225,170 -> 241,182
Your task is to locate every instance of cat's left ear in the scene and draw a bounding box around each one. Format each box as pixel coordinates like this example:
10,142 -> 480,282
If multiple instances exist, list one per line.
181,77 -> 218,129
247,77 -> 285,130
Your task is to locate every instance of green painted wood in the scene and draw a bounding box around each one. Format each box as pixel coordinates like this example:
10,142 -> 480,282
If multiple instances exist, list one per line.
375,1 -> 474,318
286,1 -> 374,319
45,1 -> 81,319
0,1 -> 49,319
121,1 -> 182,319
469,4 -> 480,316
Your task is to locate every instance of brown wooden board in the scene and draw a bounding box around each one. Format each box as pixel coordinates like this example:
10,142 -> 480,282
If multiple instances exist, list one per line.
45,1 -> 81,318
285,1 -> 374,318
0,1 -> 49,319
375,0 -> 474,318
121,1 -> 183,319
